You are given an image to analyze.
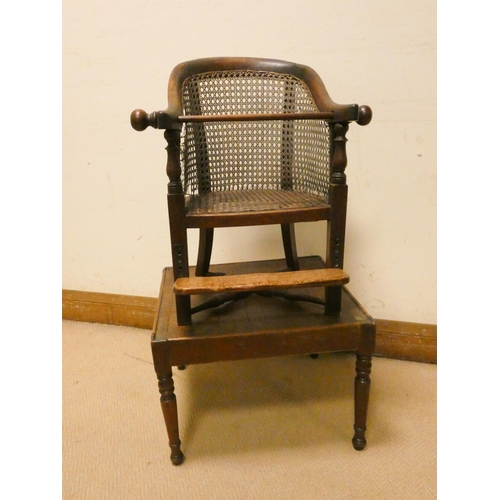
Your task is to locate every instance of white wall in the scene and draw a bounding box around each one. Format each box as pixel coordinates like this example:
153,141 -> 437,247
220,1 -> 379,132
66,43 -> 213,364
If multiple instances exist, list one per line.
62,0 -> 436,324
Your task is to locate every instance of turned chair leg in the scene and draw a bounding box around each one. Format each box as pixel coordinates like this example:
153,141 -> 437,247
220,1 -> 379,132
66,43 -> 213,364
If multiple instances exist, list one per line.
352,353 -> 372,450
157,369 -> 185,465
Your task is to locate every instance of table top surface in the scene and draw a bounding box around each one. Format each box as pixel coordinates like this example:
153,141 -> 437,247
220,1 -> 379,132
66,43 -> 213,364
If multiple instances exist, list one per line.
153,256 -> 374,344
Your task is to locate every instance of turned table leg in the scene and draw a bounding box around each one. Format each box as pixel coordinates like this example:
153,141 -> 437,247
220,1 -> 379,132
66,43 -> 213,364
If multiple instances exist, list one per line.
352,353 -> 372,450
157,370 -> 185,465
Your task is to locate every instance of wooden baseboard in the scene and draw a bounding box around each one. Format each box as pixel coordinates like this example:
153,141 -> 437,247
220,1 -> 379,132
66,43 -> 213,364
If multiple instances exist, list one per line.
374,319 -> 436,364
62,290 -> 436,363
62,290 -> 158,330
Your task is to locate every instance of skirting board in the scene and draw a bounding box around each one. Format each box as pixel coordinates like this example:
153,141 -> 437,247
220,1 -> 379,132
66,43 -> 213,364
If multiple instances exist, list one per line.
62,289 -> 436,364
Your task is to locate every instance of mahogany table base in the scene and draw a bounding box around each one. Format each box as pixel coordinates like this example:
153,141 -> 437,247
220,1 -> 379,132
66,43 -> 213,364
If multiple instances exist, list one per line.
151,256 -> 376,465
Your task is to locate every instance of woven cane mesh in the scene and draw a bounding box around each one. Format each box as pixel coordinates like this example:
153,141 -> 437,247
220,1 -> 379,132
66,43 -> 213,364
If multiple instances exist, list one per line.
180,70 -> 330,214
186,190 -> 326,215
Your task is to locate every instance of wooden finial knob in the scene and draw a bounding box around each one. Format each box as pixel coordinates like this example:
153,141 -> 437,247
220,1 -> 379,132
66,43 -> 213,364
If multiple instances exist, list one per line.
130,109 -> 156,131
357,105 -> 372,126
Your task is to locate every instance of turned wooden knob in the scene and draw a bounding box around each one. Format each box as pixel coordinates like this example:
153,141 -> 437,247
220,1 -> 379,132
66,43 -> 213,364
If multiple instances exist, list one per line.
357,105 -> 372,126
130,109 -> 156,131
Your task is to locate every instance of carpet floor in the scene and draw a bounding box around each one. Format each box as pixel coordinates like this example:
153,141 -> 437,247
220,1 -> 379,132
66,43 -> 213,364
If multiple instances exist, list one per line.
62,320 -> 436,499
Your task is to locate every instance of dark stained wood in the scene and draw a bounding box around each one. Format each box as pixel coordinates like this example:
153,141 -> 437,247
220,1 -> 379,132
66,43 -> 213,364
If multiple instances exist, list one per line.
130,57 -> 372,326
157,58 -> 370,324
130,58 -> 375,464
325,182 -> 348,314
157,370 -> 184,465
185,205 -> 331,229
130,57 -> 372,131
195,228 -> 214,276
281,223 -> 299,271
357,105 -> 373,126
164,127 -> 191,326
151,338 -> 185,465
164,58 -> 361,123
62,289 -> 435,364
149,257 -> 376,463
352,351 -> 372,450
131,107 -> 373,131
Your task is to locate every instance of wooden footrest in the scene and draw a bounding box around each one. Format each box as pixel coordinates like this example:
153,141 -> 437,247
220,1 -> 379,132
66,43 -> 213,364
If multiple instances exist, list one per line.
174,268 -> 349,295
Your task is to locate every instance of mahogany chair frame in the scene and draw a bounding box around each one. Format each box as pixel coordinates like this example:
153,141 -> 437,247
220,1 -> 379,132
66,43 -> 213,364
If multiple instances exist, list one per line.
131,57 -> 374,465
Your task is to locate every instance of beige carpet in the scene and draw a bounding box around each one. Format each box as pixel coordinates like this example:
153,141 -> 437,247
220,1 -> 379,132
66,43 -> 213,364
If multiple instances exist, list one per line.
62,320 -> 436,499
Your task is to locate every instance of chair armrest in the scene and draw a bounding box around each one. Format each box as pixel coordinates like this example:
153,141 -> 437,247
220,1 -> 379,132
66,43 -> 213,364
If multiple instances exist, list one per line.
130,109 -> 180,131
131,106 -> 371,130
